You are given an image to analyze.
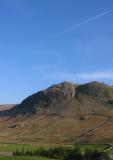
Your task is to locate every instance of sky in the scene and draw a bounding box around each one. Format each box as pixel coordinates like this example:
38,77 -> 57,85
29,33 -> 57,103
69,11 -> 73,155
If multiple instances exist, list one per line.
0,0 -> 113,104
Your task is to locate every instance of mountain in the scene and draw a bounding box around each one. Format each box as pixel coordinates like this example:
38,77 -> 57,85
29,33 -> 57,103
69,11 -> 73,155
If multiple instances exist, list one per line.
7,81 -> 113,116
0,104 -> 14,111
0,81 -> 113,145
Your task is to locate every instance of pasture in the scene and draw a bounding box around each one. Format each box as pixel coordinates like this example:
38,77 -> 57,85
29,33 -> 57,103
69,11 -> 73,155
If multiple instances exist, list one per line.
0,157 -> 53,160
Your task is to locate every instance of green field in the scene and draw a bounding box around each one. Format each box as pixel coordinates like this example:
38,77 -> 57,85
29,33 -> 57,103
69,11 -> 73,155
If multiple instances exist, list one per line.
0,157 -> 53,160
0,143 -> 108,152
0,143 -> 111,160
74,144 -> 108,152
107,148 -> 113,154
0,143 -> 38,152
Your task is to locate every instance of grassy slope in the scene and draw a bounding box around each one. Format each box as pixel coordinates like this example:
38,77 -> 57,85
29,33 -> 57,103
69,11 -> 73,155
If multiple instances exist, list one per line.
0,114 -> 110,145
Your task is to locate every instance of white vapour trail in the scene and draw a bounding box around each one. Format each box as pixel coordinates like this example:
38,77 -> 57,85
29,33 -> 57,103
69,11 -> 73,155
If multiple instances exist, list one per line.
59,10 -> 111,35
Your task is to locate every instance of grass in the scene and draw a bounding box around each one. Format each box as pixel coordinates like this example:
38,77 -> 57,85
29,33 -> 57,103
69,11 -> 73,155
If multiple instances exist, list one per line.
107,148 -> 113,154
0,157 -> 53,160
0,143 -> 110,160
0,143 -> 38,152
0,143 -> 108,152
74,144 -> 107,152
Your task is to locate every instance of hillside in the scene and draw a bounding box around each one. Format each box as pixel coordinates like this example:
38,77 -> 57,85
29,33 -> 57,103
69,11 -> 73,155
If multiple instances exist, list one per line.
0,81 -> 113,145
7,81 -> 113,116
0,105 -> 14,111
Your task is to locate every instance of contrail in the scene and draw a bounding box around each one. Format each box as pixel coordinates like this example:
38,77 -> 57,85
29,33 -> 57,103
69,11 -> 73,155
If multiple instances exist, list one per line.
58,10 -> 111,36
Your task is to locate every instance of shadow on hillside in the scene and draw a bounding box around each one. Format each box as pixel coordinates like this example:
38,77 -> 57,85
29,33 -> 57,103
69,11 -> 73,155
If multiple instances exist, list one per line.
0,108 -> 13,117
0,104 -> 37,117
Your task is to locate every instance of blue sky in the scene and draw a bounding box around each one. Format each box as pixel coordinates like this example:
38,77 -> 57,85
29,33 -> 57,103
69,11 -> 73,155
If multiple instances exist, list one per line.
0,0 -> 113,103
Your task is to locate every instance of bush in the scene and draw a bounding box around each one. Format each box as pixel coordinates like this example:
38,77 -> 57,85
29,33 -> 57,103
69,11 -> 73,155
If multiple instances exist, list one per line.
13,146 -> 111,160
64,147 -> 83,160
84,149 -> 111,160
